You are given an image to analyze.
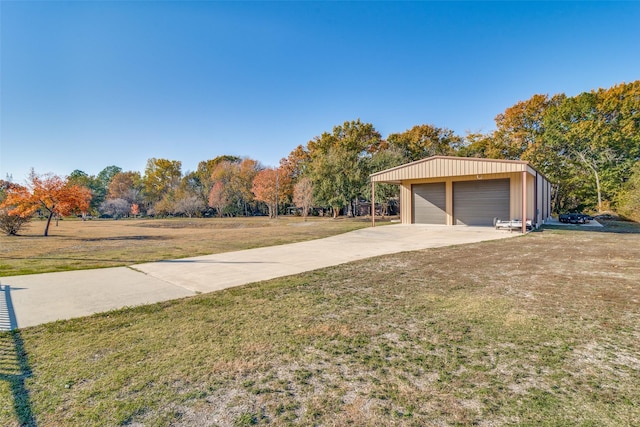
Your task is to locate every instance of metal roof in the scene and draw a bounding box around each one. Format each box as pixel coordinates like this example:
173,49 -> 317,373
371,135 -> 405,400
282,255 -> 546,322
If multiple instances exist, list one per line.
370,156 -> 543,184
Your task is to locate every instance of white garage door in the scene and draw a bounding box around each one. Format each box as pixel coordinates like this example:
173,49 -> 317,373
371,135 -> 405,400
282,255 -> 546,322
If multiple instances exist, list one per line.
412,183 -> 446,224
454,179 -> 510,226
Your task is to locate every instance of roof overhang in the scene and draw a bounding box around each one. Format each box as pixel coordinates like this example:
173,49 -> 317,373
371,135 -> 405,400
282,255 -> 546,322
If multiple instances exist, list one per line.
370,156 -> 545,184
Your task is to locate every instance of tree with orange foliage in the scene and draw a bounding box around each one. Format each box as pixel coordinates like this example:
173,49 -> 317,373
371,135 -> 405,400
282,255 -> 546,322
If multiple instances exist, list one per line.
251,167 -> 290,218
208,158 -> 261,216
130,203 -> 140,217
208,181 -> 229,217
0,180 -> 32,235
0,172 -> 92,236
279,144 -> 309,180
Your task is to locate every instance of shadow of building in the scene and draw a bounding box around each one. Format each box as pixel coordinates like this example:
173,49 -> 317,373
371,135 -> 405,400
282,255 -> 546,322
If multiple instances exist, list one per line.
1,284 -> 37,426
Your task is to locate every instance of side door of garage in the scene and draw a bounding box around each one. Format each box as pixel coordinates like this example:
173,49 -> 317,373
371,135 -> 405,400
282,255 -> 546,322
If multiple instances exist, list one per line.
412,182 -> 446,224
454,179 -> 510,226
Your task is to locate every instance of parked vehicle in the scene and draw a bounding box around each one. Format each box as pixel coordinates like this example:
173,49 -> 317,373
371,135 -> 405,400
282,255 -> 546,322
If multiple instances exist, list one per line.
576,213 -> 593,223
559,213 -> 593,224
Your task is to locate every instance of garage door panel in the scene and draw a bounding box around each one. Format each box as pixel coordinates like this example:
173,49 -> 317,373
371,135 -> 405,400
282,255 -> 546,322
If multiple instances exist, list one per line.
412,183 -> 446,224
454,179 -> 510,226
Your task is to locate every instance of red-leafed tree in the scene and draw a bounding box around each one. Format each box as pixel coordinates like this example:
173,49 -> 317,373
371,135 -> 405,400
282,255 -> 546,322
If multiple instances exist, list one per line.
208,181 -> 229,217
0,172 -> 92,236
251,167 -> 290,218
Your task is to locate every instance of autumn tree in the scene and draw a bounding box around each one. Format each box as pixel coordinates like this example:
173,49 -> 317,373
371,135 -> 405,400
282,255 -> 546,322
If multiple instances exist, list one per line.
142,158 -> 182,206
208,181 -> 229,217
141,158 -> 183,216
0,180 -> 31,235
293,177 -> 314,220
183,155 -> 241,208
493,94 -> 564,160
0,172 -> 92,236
387,124 -> 462,162
231,158 -> 261,215
101,171 -> 144,217
252,167 -> 289,218
280,145 -> 310,183
108,171 -> 143,204
208,158 -> 261,216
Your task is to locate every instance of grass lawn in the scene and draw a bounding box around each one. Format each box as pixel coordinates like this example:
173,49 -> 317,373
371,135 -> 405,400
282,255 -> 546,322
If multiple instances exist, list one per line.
1,221 -> 639,426
0,216 -> 374,277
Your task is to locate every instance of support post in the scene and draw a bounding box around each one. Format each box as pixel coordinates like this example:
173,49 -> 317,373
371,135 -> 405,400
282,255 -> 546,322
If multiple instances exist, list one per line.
445,180 -> 454,225
522,171 -> 527,234
371,181 -> 376,227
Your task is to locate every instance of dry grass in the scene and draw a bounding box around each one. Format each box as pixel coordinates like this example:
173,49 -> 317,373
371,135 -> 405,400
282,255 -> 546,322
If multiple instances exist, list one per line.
0,216 -> 373,276
1,223 -> 639,426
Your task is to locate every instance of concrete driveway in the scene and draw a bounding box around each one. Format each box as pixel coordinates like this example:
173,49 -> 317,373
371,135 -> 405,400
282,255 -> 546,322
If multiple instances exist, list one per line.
1,224 -> 516,329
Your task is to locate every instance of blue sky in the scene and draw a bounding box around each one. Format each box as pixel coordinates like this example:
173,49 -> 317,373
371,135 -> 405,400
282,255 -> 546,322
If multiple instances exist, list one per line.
1,1 -> 639,182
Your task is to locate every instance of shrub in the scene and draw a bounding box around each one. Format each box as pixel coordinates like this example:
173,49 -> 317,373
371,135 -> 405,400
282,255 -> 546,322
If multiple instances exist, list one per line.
0,208 -> 31,235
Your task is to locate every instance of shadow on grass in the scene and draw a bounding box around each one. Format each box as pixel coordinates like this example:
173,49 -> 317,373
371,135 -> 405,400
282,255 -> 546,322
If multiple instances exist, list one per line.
0,285 -> 37,426
157,259 -> 276,264
79,236 -> 172,242
0,255 -> 141,263
6,234 -> 171,241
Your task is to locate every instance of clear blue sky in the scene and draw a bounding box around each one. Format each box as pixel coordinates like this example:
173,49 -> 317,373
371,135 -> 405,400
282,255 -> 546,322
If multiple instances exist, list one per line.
1,1 -> 639,182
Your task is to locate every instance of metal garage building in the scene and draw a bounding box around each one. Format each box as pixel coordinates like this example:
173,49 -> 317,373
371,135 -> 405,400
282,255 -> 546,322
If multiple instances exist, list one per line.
370,156 -> 552,233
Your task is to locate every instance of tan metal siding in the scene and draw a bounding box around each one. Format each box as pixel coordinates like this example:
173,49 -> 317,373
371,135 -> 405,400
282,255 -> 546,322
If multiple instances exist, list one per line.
527,174 -> 535,220
509,172 -> 549,223
548,181 -> 552,220
536,173 -> 544,225
377,158 -> 552,228
371,157 -> 530,183
400,184 -> 412,224
510,173 -> 523,220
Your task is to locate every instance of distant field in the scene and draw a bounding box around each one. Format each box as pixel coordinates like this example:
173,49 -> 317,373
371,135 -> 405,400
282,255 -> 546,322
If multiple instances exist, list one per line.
0,216 -> 376,276
1,223 -> 638,426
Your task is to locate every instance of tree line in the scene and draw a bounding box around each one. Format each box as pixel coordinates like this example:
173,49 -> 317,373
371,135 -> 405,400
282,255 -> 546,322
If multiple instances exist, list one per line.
1,80 -> 639,235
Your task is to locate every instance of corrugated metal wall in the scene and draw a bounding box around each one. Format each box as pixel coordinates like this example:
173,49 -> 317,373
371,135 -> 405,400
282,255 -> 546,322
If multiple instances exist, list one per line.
372,157 -> 528,183
376,157 -> 551,227
454,179 -> 510,226
412,183 -> 447,224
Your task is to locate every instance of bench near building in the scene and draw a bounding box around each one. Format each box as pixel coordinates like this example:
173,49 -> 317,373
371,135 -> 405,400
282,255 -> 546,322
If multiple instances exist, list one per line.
370,156 -> 552,233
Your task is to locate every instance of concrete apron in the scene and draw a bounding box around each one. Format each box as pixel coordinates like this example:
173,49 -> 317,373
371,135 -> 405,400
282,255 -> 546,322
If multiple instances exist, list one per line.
2,224 -> 517,329
2,267 -> 194,330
